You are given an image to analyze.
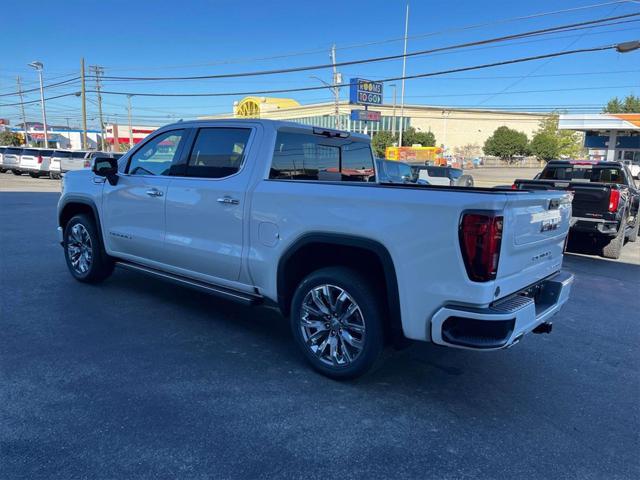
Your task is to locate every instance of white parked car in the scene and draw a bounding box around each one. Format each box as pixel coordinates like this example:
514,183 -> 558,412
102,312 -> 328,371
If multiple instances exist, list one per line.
57,120 -> 574,379
19,148 -> 54,178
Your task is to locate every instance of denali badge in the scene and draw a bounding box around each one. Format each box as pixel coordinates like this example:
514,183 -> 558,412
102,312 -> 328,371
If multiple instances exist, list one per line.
541,217 -> 560,232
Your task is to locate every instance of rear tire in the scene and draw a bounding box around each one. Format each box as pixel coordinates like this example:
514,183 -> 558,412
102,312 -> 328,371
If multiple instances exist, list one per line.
290,267 -> 385,380
11,170 -> 22,176
29,172 -> 40,178
63,214 -> 114,283
50,173 -> 60,180
601,219 -> 626,259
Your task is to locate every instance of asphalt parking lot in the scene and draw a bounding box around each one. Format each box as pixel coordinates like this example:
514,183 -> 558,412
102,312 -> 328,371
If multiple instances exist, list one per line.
1,174 -> 639,479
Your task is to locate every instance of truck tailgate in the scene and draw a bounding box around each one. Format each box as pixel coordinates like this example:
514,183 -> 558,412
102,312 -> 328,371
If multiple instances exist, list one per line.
569,183 -> 612,218
499,191 -> 572,292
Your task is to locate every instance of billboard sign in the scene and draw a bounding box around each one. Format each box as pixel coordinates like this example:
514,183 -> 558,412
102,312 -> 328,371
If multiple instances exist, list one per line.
350,109 -> 381,122
349,78 -> 383,106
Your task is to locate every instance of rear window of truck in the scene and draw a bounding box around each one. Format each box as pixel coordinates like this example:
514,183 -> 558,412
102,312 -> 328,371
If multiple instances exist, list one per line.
270,131 -> 374,182
540,166 -> 625,183
22,149 -> 39,156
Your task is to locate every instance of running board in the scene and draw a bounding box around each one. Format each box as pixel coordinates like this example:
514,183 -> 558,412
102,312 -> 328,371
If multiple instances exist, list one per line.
114,261 -> 262,306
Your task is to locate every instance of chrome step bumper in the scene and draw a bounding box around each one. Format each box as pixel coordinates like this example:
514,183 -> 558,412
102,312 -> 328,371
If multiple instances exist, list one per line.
430,271 -> 574,350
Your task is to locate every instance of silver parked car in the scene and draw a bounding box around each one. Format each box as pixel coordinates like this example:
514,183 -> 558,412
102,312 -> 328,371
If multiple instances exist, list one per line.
48,150 -> 72,180
0,147 -> 7,173
1,147 -> 23,175
60,151 -> 122,174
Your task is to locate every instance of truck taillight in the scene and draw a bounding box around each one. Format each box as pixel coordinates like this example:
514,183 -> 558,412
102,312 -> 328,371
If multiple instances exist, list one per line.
608,189 -> 620,212
459,213 -> 503,282
84,160 -> 91,168
37,155 -> 43,164
511,184 -> 517,190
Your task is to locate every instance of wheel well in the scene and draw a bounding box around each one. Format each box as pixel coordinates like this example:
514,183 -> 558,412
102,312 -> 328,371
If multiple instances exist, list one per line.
277,236 -> 403,344
59,202 -> 97,229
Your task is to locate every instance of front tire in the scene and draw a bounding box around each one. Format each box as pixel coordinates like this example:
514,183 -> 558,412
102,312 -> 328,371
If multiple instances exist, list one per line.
11,170 -> 22,176
290,267 -> 385,380
63,214 -> 114,283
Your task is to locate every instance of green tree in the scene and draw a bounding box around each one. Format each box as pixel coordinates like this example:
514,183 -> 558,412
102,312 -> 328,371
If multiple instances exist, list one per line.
530,132 -> 559,162
371,131 -> 397,158
483,126 -> 529,162
0,131 -> 23,146
603,94 -> 640,113
535,114 -> 583,159
402,127 -> 436,147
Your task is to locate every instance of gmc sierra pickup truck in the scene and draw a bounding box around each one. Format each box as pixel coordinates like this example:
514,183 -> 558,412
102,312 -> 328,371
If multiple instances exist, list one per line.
514,160 -> 640,259
57,120 -> 574,379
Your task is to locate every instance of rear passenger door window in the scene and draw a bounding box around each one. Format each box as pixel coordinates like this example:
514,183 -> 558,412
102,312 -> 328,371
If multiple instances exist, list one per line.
127,130 -> 185,176
270,131 -> 374,182
185,128 -> 251,179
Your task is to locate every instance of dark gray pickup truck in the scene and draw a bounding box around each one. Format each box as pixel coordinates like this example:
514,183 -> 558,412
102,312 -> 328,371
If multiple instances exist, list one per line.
514,160 -> 640,259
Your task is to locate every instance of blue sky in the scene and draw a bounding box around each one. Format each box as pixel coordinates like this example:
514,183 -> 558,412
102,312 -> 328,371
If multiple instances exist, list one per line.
1,0 -> 639,128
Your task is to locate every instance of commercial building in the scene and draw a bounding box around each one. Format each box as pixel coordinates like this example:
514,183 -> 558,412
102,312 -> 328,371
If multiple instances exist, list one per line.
202,96 -> 547,155
12,122 -> 101,149
104,124 -> 158,149
559,113 -> 640,162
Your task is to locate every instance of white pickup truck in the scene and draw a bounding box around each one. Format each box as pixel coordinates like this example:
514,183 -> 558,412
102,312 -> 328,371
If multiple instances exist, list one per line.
57,120 -> 574,379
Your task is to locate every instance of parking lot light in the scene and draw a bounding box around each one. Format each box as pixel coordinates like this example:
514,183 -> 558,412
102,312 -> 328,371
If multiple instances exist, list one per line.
28,61 -> 49,149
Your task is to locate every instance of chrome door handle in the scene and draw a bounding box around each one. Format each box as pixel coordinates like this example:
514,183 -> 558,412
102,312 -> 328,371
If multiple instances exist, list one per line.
146,188 -> 164,197
217,196 -> 239,205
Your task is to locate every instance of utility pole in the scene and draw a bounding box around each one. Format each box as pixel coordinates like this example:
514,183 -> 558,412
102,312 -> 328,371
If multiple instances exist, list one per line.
16,76 -> 29,146
80,58 -> 88,149
89,65 -> 105,151
398,3 -> 409,147
127,95 -> 134,148
28,61 -> 48,148
330,44 -> 342,130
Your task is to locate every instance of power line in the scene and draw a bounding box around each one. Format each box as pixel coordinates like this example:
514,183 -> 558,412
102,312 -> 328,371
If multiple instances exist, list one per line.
98,13 -> 640,82
89,44 -> 636,98
0,77 -> 81,98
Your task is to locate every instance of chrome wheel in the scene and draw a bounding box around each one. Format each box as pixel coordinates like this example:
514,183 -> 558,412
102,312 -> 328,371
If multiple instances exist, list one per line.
299,284 -> 366,367
67,224 -> 93,275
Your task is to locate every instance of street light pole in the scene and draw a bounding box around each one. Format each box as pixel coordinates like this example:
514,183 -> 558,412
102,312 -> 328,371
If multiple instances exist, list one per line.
389,83 -> 397,138
28,61 -> 48,148
398,3 -> 409,147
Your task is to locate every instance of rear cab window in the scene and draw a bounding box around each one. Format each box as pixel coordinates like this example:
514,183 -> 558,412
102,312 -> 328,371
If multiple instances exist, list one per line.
270,129 -> 374,182
541,164 -> 627,184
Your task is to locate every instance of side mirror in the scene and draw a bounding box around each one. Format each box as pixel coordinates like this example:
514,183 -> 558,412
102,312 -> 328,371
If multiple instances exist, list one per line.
92,156 -> 119,185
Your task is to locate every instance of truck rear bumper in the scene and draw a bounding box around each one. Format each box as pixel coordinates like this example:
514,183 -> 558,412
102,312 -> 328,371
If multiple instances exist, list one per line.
571,217 -> 619,235
430,271 -> 573,350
